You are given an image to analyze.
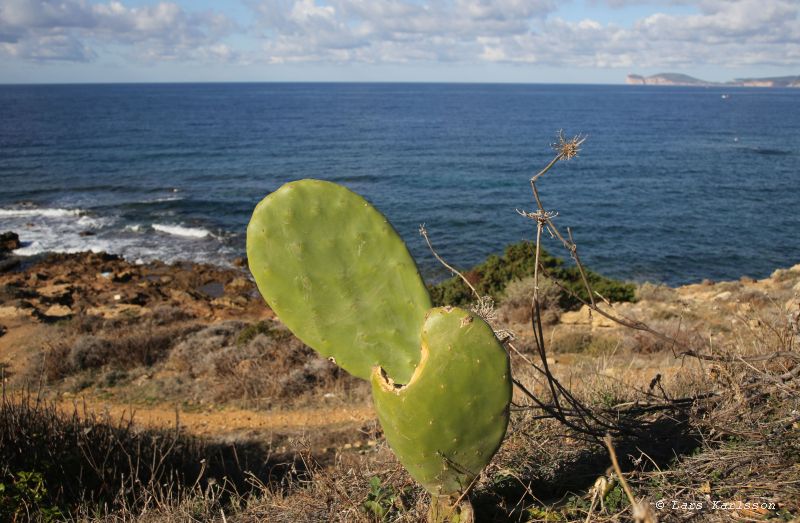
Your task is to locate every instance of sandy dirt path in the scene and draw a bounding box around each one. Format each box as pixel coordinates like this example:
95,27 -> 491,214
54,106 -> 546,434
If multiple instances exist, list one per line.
44,398 -> 377,438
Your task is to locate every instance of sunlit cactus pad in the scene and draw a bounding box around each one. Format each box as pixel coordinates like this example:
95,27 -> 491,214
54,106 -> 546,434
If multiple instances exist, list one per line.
246,179 -> 432,383
371,306 -> 511,495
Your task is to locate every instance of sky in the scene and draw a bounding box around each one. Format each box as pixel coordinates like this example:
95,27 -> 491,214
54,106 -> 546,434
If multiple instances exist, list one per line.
0,0 -> 798,84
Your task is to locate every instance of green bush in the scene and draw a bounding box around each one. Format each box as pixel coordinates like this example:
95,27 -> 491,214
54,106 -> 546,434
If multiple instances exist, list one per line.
429,241 -> 635,310
0,471 -> 63,522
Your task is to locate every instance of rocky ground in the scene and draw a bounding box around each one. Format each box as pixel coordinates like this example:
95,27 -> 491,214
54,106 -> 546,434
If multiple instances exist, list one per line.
0,244 -> 375,452
1,235 -> 799,521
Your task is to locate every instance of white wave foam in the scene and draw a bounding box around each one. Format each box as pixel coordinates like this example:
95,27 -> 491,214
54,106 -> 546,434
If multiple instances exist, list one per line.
15,241 -> 114,257
77,215 -> 112,228
153,196 -> 184,202
0,207 -> 83,218
137,196 -> 184,204
152,223 -> 211,239
3,207 -> 235,267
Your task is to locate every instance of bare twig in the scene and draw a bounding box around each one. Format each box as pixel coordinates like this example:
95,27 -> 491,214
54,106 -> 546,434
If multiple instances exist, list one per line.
603,434 -> 657,523
420,224 -> 478,299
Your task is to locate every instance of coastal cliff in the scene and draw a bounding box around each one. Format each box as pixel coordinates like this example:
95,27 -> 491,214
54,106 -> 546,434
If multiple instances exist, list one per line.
627,72 -> 800,87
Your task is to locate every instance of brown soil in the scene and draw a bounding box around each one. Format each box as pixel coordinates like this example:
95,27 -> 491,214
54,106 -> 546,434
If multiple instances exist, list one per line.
51,397 -> 373,435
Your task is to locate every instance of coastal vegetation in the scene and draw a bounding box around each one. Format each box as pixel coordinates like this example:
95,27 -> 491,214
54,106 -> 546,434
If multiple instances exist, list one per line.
1,247 -> 798,521
1,136 -> 798,522
428,241 -> 636,310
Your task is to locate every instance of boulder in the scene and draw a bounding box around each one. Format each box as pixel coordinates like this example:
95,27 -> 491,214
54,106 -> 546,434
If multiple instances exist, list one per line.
559,304 -> 618,329
36,283 -> 73,303
0,232 -> 20,252
225,277 -> 252,294
43,304 -> 73,318
560,306 -> 592,325
86,304 -> 147,319
112,270 -> 134,283
0,257 -> 21,273
0,305 -> 36,320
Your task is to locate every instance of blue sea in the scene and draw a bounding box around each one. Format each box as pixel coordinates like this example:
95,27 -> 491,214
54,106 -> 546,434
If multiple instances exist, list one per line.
1,83 -> 798,285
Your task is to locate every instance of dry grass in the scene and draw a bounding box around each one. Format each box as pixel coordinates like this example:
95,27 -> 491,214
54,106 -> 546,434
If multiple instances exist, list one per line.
4,210 -> 798,522
163,320 -> 367,408
25,316 -> 368,410
0,387 -> 313,522
3,297 -> 798,522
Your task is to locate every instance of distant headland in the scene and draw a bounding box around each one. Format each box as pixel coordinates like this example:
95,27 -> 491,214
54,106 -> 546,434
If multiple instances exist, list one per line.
626,72 -> 800,87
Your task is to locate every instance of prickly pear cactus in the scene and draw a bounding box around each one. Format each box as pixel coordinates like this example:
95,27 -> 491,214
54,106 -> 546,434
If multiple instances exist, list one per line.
246,179 -> 432,382
371,306 -> 511,496
247,179 -> 512,521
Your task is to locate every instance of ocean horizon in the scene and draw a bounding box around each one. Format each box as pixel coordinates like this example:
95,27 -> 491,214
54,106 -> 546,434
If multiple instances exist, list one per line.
1,82 -> 798,285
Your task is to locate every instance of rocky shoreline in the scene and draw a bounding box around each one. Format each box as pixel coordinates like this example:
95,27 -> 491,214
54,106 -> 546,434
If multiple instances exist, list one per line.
0,230 -> 268,329
2,229 -> 799,335
2,230 -> 799,522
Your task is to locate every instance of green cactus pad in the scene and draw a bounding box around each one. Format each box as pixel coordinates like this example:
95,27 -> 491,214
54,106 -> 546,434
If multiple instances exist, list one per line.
246,179 -> 432,383
371,307 -> 511,496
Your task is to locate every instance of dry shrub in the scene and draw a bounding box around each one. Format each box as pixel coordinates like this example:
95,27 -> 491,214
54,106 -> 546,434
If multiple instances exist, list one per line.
499,276 -> 561,326
149,304 -> 196,325
167,320 -> 367,406
623,308 -> 800,517
771,266 -> 800,283
77,443 -> 427,523
617,319 -> 698,354
41,343 -> 72,383
0,390 -> 301,520
37,321 -> 202,385
69,335 -> 112,370
548,327 -> 592,353
64,306 -> 195,337
236,446 -> 426,523
736,288 -> 774,307
715,280 -> 742,293
636,281 -> 678,302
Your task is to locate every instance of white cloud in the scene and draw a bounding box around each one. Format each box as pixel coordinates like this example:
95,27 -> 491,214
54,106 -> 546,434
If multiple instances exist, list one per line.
250,0 -> 557,63
0,0 -> 237,62
248,0 -> 800,69
1,0 -> 798,71
1,33 -> 96,61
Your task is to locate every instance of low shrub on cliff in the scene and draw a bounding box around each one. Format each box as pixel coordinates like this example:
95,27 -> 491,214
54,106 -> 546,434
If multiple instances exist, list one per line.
429,241 -> 636,309
43,322 -> 201,382
166,320 -> 366,407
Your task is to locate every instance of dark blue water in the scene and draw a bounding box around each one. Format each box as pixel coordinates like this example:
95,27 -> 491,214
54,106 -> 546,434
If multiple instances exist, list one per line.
1,83 -> 798,285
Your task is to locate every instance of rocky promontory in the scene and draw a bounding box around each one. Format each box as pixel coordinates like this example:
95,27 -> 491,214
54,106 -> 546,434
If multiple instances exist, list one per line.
627,72 -> 800,87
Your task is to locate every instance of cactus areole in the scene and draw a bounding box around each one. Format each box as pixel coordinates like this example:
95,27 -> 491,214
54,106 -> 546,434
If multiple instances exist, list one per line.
246,179 -> 512,505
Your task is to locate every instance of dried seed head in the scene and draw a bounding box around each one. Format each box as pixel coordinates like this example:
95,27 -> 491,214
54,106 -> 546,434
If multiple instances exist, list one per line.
552,130 -> 586,160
